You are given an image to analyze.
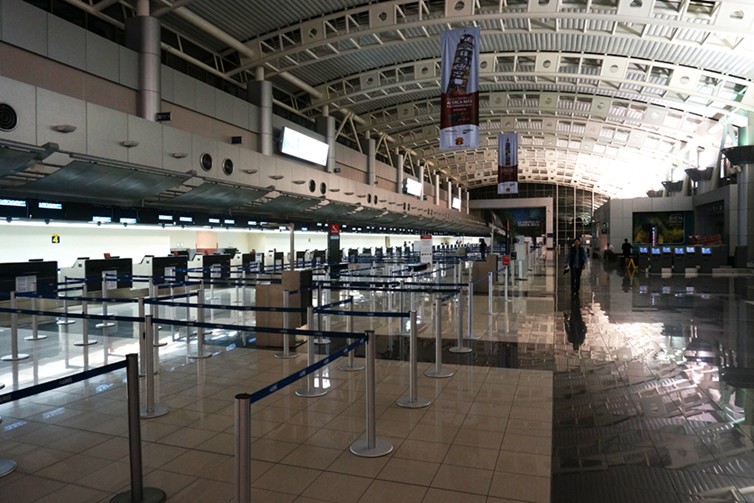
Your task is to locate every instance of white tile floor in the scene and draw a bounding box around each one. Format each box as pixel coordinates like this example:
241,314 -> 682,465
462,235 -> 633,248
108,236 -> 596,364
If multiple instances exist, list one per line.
0,257 -> 554,502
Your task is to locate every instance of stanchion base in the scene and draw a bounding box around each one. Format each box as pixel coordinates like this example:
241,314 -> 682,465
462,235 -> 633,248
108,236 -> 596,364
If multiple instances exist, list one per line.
425,367 -> 454,378
338,363 -> 365,372
56,319 -> 77,325
313,338 -> 331,345
1,353 -> 30,361
110,487 -> 166,503
274,351 -> 299,359
396,396 -> 431,409
154,342 -> 168,347
24,335 -> 48,341
295,386 -> 328,398
95,322 -> 116,328
0,459 -> 17,477
448,346 -> 472,354
140,403 -> 170,418
73,340 -> 98,347
349,437 -> 393,458
187,353 -> 212,360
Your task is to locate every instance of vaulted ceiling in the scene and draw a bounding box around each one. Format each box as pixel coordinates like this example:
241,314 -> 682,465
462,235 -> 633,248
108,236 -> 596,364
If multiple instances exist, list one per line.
68,0 -> 754,198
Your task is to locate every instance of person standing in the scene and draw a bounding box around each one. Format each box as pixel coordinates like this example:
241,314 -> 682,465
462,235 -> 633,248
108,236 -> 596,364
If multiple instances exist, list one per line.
621,238 -> 632,267
566,237 -> 588,294
479,238 -> 488,260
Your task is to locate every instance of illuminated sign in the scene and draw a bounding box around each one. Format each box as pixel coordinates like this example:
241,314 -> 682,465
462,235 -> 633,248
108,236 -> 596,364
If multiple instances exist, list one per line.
280,127 -> 329,166
404,177 -> 422,197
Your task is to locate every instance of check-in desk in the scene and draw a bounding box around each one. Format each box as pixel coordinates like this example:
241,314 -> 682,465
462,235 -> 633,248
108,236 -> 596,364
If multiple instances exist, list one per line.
133,255 -> 188,284
255,269 -> 312,348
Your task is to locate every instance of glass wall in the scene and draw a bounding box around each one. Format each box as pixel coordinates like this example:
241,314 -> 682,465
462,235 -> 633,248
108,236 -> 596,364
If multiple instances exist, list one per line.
470,183 -> 608,248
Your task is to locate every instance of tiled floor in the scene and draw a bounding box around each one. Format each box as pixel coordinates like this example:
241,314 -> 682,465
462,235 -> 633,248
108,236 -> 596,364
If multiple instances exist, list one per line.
0,257 -> 553,502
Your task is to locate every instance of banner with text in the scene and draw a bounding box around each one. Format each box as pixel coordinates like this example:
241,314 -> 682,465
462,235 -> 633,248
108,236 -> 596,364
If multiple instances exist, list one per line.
497,132 -> 519,194
440,27 -> 480,150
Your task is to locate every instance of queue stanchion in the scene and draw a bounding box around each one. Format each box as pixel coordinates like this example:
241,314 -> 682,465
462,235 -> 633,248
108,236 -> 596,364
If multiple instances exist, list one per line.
397,310 -> 431,408
149,281 -> 167,348
504,266 -> 510,302
188,286 -> 210,359
138,298 -> 146,376
350,330 -> 394,458
0,416 -> 15,477
74,283 -> 97,347
95,272 -> 115,329
110,354 -> 166,503
338,296 -> 364,372
295,307 -> 327,397
449,288 -> 471,354
24,296 -> 47,341
425,298 -> 453,378
57,278 -> 76,325
140,315 -> 169,418
1,292 -> 29,361
313,284 -> 330,345
275,290 -> 297,359
487,272 -> 494,315
466,281 -> 480,340
235,393 -> 251,503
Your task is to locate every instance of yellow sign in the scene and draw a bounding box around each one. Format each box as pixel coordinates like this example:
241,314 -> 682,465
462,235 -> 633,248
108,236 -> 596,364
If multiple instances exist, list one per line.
51,234 -> 60,244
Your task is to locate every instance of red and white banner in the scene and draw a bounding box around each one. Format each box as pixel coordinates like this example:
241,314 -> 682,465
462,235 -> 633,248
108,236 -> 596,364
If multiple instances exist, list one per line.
497,132 -> 519,194
440,27 -> 480,150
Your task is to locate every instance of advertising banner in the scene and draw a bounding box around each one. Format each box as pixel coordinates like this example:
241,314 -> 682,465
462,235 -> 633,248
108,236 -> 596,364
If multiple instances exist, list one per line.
440,27 -> 480,150
497,132 -> 519,194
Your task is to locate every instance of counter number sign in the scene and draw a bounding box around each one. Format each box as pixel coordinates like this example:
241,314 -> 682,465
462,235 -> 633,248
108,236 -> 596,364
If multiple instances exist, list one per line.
51,234 -> 60,244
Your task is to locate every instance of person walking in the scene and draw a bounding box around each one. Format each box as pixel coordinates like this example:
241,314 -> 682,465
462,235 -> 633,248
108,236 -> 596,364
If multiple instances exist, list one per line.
621,238 -> 633,267
565,237 -> 588,294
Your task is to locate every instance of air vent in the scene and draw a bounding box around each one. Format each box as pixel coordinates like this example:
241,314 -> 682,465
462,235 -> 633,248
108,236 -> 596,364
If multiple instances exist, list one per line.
200,153 -> 212,171
0,103 -> 18,132
222,158 -> 233,175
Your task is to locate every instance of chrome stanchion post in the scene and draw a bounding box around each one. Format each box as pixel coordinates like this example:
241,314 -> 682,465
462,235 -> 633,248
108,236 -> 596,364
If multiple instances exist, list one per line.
397,310 -> 431,408
449,288 -> 471,354
314,284 -> 330,344
188,286 -> 211,359
149,280 -> 167,348
338,296 -> 364,372
275,290 -> 297,359
504,266 -> 510,302
24,296 -> 47,341
466,280 -> 480,340
487,272 -> 494,315
350,330 -> 393,457
140,315 -> 169,418
111,354 -> 166,503
235,393 -> 251,503
138,298 -> 146,376
57,278 -> 76,325
0,417 -> 16,476
96,272 -> 115,329
74,283 -> 97,346
295,307 -> 327,397
425,298 -> 453,378
1,292 -> 29,361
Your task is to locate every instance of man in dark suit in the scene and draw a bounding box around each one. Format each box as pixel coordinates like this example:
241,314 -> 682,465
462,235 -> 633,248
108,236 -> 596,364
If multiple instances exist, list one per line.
565,237 -> 588,294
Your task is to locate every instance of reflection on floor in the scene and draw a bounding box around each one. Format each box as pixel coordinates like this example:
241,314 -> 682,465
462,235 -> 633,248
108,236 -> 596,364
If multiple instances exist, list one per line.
3,253 -> 752,502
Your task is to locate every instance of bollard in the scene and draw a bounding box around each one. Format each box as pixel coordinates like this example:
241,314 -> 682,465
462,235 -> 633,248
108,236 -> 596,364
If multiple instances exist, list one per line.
466,281 -> 480,340
24,296 -> 47,341
350,330 -> 394,457
425,298 -> 453,378
188,287 -> 211,359
295,307 -> 327,397
96,273 -> 115,329
449,288 -> 471,354
110,354 -> 166,503
397,310 -> 431,408
1,292 -> 30,361
338,297 -> 364,372
140,316 -> 169,418
235,393 -> 251,503
487,272 -> 494,315
74,283 -> 97,347
275,290 -> 298,359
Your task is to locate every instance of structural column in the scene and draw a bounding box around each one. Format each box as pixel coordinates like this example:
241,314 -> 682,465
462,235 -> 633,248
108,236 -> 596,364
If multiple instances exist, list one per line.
447,179 -> 453,209
248,67 -> 273,156
316,106 -> 336,173
434,172 -> 441,205
125,0 -> 161,121
366,137 -> 376,186
722,144 -> 754,262
396,151 -> 404,194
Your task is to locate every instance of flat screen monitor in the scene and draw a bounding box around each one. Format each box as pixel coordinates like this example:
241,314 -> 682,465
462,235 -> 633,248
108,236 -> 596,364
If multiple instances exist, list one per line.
639,246 -> 649,254
674,247 -> 684,255
701,247 -> 712,255
662,246 -> 671,254
686,246 -> 696,253
651,248 -> 661,255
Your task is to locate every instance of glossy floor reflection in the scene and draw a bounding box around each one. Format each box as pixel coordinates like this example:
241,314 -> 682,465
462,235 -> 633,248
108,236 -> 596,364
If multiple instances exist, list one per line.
553,259 -> 754,503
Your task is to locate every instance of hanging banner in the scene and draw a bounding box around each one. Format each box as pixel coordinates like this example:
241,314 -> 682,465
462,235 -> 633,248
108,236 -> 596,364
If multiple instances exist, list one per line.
497,132 -> 519,194
440,27 -> 480,150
